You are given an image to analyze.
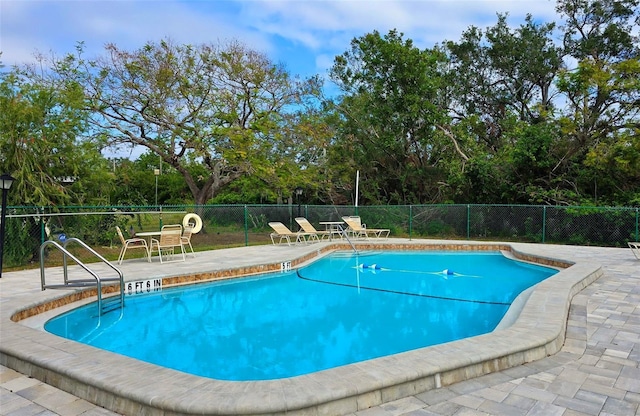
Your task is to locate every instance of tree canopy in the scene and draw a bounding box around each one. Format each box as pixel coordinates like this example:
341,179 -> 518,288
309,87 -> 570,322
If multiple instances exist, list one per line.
329,30 -> 449,204
328,0 -> 639,205
2,0 -> 638,208
47,39 -> 322,205
0,67 -> 109,206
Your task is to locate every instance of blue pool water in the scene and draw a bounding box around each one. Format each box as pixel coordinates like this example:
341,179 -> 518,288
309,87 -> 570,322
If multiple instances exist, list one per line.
45,251 -> 556,381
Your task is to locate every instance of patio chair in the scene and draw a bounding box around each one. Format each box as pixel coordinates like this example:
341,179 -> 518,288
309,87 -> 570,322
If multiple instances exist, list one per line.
150,224 -> 186,263
181,225 -> 196,258
629,242 -> 640,260
116,226 -> 150,265
295,217 -> 331,240
268,222 -> 318,245
341,216 -> 390,239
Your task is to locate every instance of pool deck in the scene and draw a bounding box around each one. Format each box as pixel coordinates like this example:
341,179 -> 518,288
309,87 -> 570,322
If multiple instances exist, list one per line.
1,239 -> 639,415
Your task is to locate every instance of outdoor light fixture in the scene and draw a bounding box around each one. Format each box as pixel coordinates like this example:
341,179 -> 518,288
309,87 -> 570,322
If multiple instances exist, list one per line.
154,168 -> 160,206
0,173 -> 16,279
295,187 -> 303,217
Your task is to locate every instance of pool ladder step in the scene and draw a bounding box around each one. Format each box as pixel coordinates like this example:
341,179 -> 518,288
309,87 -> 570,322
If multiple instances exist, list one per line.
100,295 -> 123,315
40,238 -> 125,316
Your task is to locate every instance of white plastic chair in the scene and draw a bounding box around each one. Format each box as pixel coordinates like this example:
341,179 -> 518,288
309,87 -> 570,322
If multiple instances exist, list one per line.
115,226 -> 150,265
181,225 -> 196,258
150,224 -> 186,263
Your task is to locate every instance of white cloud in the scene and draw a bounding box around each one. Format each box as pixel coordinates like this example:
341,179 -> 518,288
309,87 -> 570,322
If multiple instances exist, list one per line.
240,0 -> 558,46
1,0 -> 561,77
1,0 -> 270,64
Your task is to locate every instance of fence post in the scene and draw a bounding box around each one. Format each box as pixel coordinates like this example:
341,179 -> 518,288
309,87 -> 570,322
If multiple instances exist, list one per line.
40,206 -> 46,244
636,208 -> 640,241
409,205 -> 412,240
244,205 -> 249,246
542,206 -> 547,243
466,204 -> 470,239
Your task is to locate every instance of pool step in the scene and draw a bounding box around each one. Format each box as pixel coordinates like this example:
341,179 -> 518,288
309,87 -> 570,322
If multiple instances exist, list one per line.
101,296 -> 124,315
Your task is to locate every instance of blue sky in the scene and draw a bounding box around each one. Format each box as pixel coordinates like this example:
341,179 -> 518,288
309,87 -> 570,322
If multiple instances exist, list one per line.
2,0 -> 560,81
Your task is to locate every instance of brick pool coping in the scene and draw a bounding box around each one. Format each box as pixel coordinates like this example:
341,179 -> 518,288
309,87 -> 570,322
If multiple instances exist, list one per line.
0,240 -> 603,415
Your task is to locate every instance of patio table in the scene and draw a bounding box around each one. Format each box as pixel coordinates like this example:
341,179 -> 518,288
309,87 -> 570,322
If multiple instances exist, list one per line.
319,221 -> 344,241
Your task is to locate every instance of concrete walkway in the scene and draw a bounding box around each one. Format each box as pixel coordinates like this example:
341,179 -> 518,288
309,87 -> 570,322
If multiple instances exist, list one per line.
1,241 -> 638,415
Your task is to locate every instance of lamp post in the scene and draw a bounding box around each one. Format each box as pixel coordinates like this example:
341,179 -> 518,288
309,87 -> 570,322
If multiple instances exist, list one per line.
154,168 -> 161,228
154,168 -> 160,206
0,173 -> 16,279
295,187 -> 303,218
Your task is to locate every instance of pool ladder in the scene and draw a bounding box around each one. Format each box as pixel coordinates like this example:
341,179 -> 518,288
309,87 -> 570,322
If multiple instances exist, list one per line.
40,237 -> 125,316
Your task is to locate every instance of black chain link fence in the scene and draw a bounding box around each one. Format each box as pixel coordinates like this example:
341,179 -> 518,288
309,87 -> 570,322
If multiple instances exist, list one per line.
2,204 -> 638,270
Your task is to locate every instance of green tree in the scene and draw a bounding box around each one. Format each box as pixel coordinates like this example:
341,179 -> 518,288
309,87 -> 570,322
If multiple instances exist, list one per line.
583,128 -> 640,205
555,0 -> 640,204
0,65 -> 111,265
329,30 -> 450,204
210,107 -> 335,205
442,13 -> 564,203
107,158 -> 150,206
446,14 -> 562,128
442,3 -> 639,206
0,67 -> 108,206
51,39 -> 322,205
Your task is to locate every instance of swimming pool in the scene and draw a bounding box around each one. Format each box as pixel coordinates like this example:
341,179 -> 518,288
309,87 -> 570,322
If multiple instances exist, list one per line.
44,250 -> 556,381
5,241 -> 604,415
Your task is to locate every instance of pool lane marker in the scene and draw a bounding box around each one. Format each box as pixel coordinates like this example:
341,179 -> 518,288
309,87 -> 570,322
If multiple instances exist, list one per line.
355,264 -> 481,278
296,270 -> 510,306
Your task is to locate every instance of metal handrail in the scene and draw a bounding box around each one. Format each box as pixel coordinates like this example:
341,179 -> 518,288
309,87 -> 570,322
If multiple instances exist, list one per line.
337,224 -> 358,254
40,238 -> 124,315
64,237 -> 125,312
63,238 -> 123,283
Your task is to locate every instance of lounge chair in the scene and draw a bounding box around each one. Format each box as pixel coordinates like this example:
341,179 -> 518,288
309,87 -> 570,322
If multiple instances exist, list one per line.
268,222 -> 317,245
341,216 -> 390,239
116,226 -> 150,265
150,224 -> 186,263
181,225 -> 196,258
295,217 -> 331,240
629,242 -> 640,259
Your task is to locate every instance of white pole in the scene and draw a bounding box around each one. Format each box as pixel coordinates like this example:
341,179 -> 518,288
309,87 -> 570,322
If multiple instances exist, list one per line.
355,170 -> 360,207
